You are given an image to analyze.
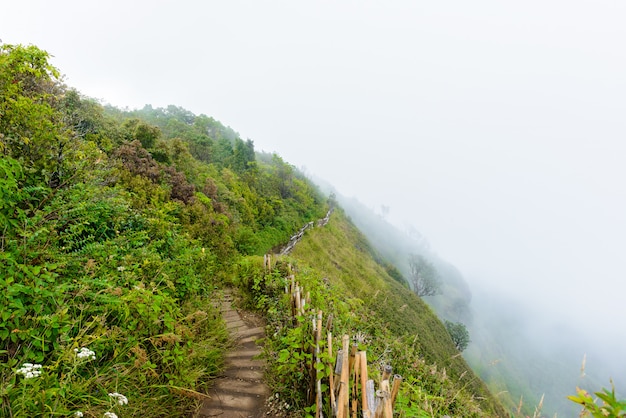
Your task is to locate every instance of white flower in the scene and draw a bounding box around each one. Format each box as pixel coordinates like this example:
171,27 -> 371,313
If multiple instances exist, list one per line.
108,392 -> 128,405
16,363 -> 43,379
103,413 -> 118,418
117,266 -> 125,272
74,347 -> 96,360
74,412 -> 84,417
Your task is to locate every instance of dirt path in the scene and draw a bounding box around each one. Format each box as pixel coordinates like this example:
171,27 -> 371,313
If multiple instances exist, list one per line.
195,292 -> 269,418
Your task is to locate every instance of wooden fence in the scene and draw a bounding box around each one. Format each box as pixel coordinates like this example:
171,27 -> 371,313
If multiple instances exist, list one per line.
284,272 -> 402,418
279,207 -> 334,256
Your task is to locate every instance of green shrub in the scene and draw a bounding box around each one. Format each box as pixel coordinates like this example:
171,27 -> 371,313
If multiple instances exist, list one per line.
569,382 -> 626,417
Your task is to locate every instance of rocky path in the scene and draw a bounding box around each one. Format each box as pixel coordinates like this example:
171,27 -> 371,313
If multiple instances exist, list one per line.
195,292 -> 269,418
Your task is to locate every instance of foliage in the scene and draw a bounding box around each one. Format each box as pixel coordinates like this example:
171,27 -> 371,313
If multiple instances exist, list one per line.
444,320 -> 470,352
1,41 -> 511,417
569,382 -> 626,417
0,43 -> 74,188
0,43 -> 324,416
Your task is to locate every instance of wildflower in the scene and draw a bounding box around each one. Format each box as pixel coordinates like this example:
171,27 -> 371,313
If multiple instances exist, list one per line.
74,412 -> 84,417
103,413 -> 118,418
74,347 -> 96,361
108,392 -> 128,406
16,363 -> 43,379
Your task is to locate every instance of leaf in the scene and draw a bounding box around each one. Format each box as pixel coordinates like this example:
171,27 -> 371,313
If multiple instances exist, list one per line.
278,349 -> 290,363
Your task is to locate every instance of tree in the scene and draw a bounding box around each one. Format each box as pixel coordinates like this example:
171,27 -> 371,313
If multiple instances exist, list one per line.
0,44 -> 70,186
123,118 -> 161,149
445,320 -> 470,352
231,138 -> 256,172
408,253 -> 441,297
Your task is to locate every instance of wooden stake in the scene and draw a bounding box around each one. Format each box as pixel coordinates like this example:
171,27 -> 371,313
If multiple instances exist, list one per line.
349,344 -> 357,377
295,286 -> 301,317
328,332 -> 336,417
376,370 -> 392,418
359,351 -> 369,418
315,311 -> 323,418
365,380 -> 376,417
382,365 -> 392,382
335,348 -> 344,416
374,389 -> 391,418
390,375 -> 402,407
382,387 -> 392,418
337,335 -> 350,418
352,352 -> 360,418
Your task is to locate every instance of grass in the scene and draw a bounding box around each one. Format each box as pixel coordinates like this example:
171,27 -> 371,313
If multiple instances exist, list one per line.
242,207 -> 508,417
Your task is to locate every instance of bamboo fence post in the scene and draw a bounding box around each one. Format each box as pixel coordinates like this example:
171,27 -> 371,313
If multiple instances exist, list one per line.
290,278 -> 297,318
349,344 -> 357,376
376,366 -> 393,418
337,335 -> 350,418
373,388 -> 391,418
315,310 -> 323,418
335,349 -> 344,417
382,365 -> 392,382
325,314 -> 333,331
390,374 -> 402,407
365,380 -> 376,417
349,345 -> 358,418
328,332 -> 337,417
308,313 -> 316,405
382,385 -> 392,418
352,352 -> 360,418
359,351 -> 369,418
295,285 -> 301,317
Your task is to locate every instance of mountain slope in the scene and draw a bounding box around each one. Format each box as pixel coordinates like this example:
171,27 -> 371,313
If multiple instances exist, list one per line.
251,207 -> 508,416
1,42 -> 507,417
0,43 -> 324,417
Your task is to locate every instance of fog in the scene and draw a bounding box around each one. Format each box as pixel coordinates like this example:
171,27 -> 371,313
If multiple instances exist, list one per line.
3,1 -> 626,414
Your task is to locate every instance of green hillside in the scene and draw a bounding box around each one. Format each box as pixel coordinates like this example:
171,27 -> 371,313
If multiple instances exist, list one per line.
263,208 -> 507,416
1,43 -> 507,416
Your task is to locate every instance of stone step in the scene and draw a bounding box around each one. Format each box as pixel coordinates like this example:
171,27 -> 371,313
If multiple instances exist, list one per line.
234,326 -> 265,340
226,320 -> 246,330
194,290 -> 268,418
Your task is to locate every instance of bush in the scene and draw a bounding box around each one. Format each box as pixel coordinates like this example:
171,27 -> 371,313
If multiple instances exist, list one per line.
568,382 -> 626,417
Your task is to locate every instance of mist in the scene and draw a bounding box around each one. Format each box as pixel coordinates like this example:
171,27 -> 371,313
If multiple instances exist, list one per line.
3,1 -> 626,415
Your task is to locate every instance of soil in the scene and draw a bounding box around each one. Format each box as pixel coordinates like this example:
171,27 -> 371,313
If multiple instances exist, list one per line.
194,291 -> 271,418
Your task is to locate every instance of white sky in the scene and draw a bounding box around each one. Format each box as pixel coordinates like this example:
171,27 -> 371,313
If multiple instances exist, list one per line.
3,0 -> 626,370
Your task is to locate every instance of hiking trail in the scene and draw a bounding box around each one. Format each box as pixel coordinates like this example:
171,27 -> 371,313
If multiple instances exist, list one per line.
195,206 -> 334,417
195,291 -> 268,418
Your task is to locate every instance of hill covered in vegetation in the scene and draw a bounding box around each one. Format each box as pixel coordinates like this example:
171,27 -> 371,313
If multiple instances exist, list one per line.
1,43 -> 509,416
